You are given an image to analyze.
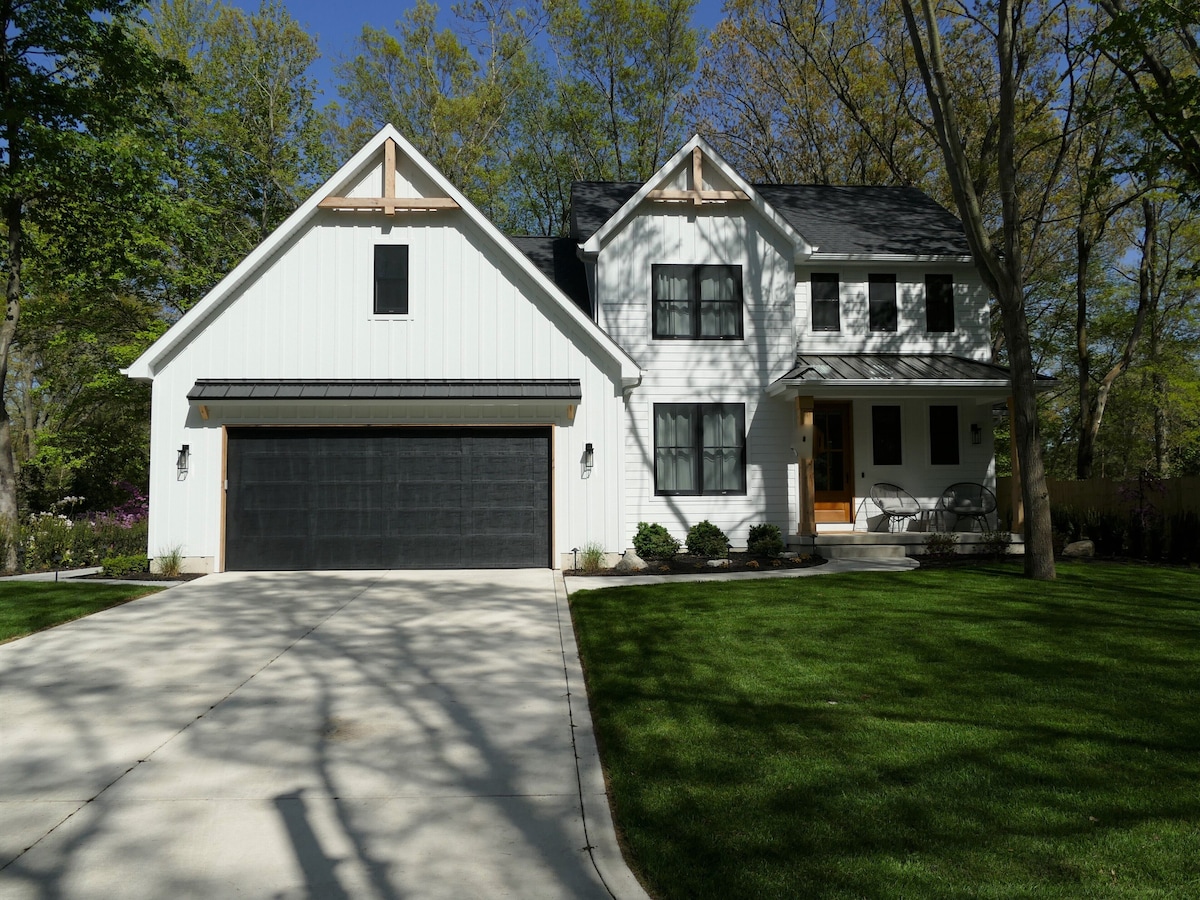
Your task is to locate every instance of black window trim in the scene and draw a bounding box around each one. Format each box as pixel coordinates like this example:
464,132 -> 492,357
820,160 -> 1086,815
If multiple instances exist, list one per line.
651,263 -> 744,340
653,402 -> 748,496
374,244 -> 410,316
811,272 -> 841,332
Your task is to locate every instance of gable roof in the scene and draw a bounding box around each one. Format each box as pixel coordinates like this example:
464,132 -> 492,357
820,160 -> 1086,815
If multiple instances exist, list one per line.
507,236 -> 591,316
578,135 -> 815,259
124,125 -> 639,384
571,179 -> 971,259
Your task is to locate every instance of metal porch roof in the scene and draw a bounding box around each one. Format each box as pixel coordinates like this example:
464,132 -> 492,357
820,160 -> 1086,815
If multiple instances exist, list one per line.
188,379 -> 583,402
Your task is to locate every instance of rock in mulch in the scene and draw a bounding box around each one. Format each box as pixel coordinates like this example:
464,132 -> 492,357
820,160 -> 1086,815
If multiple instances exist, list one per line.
1063,539 -> 1095,558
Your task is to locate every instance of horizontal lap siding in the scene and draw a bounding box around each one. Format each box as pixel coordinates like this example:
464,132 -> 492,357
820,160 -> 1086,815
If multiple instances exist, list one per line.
796,264 -> 991,359
597,201 -> 799,547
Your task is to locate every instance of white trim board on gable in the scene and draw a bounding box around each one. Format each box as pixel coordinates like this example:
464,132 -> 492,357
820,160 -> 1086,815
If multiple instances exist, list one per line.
125,124 -> 640,386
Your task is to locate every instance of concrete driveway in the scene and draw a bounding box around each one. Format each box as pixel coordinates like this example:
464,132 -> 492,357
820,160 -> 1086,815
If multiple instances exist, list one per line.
0,570 -> 645,899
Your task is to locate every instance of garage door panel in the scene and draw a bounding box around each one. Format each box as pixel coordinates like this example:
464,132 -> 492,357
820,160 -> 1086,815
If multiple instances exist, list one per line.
226,427 -> 550,570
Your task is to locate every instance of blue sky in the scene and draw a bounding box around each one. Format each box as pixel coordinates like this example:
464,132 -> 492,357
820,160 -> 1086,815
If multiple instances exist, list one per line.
223,0 -> 729,102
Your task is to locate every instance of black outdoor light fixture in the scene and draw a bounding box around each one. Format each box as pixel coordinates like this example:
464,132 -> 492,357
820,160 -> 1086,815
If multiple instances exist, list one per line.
970,423 -> 982,445
584,442 -> 595,469
177,444 -> 191,474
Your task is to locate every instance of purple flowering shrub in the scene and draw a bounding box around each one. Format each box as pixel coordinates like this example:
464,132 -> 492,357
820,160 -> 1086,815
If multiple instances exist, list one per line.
16,482 -> 148,571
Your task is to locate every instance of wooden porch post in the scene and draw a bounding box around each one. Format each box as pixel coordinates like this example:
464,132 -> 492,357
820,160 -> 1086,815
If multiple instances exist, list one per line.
1007,396 -> 1025,535
797,396 -> 816,535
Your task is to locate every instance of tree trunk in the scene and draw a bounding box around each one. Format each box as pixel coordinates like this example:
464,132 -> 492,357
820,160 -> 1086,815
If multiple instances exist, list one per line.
1076,227 -> 1094,478
902,0 -> 1055,578
2,188 -> 22,572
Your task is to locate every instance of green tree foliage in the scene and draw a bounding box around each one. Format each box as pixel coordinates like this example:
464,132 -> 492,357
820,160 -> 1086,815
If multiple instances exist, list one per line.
546,0 -> 700,181
332,0 -> 538,226
689,0 -> 937,188
1094,0 -> 1200,192
1,0 -> 182,560
147,0 -> 332,314
331,0 -> 700,232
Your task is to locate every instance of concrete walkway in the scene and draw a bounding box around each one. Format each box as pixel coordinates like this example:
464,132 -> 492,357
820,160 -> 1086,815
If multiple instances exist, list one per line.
0,570 -> 647,900
563,554 -> 918,593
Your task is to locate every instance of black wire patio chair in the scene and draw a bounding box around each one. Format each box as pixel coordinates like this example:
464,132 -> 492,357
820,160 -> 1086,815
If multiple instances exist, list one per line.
870,483 -> 923,532
937,482 -> 997,532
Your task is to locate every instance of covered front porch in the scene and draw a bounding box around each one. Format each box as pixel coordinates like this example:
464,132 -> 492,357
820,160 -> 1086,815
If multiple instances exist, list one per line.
768,353 -> 1034,557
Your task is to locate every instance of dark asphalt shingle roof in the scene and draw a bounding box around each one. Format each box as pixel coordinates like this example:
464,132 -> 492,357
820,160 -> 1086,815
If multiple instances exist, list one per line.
567,182 -> 971,256
189,379 -> 583,402
506,236 -> 592,316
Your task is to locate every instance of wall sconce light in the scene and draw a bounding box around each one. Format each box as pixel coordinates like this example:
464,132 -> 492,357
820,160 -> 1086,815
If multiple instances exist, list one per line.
970,424 -> 982,445
176,444 -> 191,475
584,442 -> 595,469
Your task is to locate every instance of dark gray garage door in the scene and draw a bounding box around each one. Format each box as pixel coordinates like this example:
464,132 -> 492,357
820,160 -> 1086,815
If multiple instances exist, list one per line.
225,427 -> 551,570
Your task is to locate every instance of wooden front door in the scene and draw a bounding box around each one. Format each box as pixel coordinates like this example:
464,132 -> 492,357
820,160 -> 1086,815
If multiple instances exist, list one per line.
814,402 -> 854,524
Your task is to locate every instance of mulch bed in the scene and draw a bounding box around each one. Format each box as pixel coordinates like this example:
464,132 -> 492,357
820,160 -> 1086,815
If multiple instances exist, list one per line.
568,552 -> 828,577
78,572 -> 207,582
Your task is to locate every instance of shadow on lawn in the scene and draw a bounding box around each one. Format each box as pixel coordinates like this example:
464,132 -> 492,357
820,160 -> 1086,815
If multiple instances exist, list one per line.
571,562 -> 1200,899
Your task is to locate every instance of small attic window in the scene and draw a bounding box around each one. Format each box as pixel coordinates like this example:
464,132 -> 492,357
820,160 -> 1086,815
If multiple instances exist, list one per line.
375,245 -> 409,315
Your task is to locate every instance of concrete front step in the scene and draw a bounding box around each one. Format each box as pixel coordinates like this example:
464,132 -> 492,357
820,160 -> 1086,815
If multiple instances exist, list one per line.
789,530 -> 1025,560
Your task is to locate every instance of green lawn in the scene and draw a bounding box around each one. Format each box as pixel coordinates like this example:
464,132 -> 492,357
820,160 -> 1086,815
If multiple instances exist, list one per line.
0,581 -> 164,643
569,561 -> 1200,899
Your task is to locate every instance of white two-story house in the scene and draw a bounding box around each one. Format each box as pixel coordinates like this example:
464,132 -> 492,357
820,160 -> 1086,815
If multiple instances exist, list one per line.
126,126 -> 1019,572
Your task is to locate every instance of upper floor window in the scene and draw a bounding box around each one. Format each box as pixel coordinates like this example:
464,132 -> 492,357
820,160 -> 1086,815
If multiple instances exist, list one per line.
375,245 -> 409,315
925,274 -> 954,332
652,264 -> 743,339
811,273 -> 840,331
869,274 -> 898,332
654,403 -> 746,495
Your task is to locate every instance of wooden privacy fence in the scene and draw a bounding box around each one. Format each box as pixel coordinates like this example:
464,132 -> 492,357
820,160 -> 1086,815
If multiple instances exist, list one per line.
997,476 -> 1200,523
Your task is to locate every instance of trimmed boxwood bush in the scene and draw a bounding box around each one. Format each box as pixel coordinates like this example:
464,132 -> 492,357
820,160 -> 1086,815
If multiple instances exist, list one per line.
633,522 -> 681,561
747,523 -> 784,557
686,520 -> 729,557
101,555 -> 150,578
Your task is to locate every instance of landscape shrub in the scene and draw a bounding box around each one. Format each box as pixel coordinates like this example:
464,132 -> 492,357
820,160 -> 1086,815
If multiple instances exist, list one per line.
1050,506 -> 1200,562
923,531 -> 959,559
633,522 -> 681,561
158,546 -> 184,577
979,528 -> 1011,558
747,523 -> 784,557
686,520 -> 729,557
102,555 -> 150,578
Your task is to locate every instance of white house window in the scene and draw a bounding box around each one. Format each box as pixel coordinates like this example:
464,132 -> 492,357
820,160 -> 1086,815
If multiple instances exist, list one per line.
869,274 -> 898,332
652,265 -> 743,339
872,405 -> 902,465
929,404 -> 960,465
654,403 -> 746,495
811,273 -> 840,331
375,245 -> 409,315
925,274 -> 954,333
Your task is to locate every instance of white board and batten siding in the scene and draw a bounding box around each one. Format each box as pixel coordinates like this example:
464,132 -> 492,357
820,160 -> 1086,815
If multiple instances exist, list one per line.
146,197 -> 627,571
595,200 -> 800,549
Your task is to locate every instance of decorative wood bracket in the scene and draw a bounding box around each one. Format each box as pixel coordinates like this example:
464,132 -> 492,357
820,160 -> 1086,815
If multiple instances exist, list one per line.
646,148 -> 749,205
318,139 -> 461,214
